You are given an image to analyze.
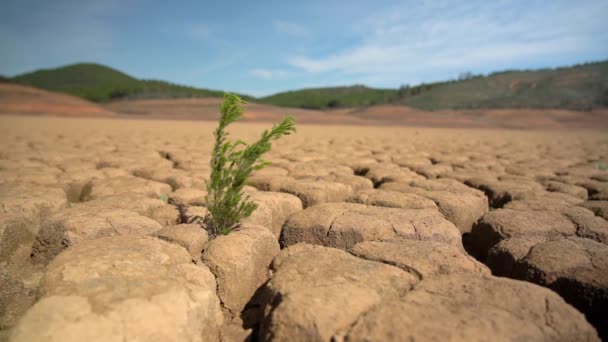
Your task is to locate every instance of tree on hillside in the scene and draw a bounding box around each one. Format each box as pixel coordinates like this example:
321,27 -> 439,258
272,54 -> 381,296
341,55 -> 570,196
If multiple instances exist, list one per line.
397,84 -> 410,98
458,71 -> 475,81
601,86 -> 608,106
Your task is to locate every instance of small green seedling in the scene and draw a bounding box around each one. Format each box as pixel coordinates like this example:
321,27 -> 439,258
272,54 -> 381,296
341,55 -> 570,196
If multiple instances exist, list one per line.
159,194 -> 169,204
204,94 -> 295,237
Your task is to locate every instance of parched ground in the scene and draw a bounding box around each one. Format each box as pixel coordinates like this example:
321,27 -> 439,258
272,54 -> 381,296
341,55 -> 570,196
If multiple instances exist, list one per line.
1,115 -> 607,341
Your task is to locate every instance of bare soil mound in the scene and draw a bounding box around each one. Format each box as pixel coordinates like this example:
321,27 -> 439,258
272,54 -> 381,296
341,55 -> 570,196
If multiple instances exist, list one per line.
0,83 -> 115,117
104,97 -> 363,124
106,98 -> 608,129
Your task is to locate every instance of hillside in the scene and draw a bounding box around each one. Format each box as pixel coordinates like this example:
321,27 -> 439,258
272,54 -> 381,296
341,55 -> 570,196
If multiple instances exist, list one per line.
258,85 -> 396,109
12,63 -> 244,103
398,61 -> 608,110
8,60 -> 608,110
0,82 -> 115,117
260,61 -> 608,111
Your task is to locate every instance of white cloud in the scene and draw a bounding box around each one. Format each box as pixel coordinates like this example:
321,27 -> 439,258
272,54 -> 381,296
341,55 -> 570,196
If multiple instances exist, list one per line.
187,24 -> 212,40
287,0 -> 608,82
273,20 -> 308,36
181,22 -> 236,48
249,68 -> 292,80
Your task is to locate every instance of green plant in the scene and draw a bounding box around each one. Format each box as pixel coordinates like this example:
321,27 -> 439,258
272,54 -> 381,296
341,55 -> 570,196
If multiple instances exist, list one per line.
204,94 -> 295,237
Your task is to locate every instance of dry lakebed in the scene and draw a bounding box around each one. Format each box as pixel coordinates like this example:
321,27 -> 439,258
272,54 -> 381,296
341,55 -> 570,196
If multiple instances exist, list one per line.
1,115 -> 607,341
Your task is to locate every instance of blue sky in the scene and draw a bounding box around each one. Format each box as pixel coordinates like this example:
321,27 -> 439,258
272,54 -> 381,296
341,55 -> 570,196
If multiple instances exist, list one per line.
1,0 -> 607,97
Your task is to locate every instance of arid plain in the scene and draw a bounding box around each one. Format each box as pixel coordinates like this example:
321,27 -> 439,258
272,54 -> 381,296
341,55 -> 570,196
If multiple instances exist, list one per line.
1,110 -> 608,341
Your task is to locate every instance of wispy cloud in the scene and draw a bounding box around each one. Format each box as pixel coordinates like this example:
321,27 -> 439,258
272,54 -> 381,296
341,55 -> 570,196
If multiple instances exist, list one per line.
249,68 -> 292,80
273,20 -> 308,36
187,23 -> 212,40
181,22 -> 237,49
287,0 -> 608,83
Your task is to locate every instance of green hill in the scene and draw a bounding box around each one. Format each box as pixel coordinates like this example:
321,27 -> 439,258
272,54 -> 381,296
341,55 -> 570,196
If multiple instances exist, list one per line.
260,60 -> 608,110
9,60 -> 608,110
398,61 -> 608,110
11,63 -> 246,102
258,85 -> 397,110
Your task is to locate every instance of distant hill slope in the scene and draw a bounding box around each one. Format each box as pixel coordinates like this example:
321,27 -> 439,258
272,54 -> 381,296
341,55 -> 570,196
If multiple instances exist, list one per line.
0,82 -> 115,117
260,61 -> 608,110
398,61 -> 608,110
258,85 -> 396,109
12,63 -> 249,102
9,60 -> 608,110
